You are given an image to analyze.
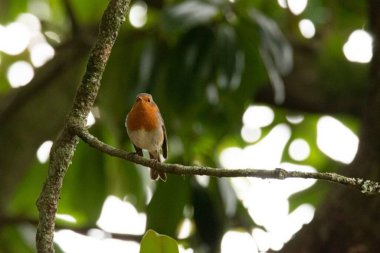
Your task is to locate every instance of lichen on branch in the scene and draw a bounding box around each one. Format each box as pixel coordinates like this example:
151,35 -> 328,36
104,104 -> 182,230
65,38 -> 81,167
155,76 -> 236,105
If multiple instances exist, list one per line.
71,124 -> 380,195
35,1 -> 131,252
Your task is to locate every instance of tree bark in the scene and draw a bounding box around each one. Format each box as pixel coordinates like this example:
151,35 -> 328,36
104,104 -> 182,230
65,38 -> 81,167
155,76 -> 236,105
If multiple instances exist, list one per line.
35,1 -> 130,252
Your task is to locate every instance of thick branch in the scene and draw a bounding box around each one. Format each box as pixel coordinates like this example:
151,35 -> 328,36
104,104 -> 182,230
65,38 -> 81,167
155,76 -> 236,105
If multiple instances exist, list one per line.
72,124 -> 380,195
35,1 -> 130,253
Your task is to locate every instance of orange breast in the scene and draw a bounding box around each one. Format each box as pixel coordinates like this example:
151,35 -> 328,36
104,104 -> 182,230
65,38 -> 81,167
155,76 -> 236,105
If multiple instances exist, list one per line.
127,102 -> 160,131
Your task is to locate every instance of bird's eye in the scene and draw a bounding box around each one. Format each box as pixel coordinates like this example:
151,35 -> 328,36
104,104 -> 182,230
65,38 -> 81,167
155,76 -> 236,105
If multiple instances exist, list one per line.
147,98 -> 151,103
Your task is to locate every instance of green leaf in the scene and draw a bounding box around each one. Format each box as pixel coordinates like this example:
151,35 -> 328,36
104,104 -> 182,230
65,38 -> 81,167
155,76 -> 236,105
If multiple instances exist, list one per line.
216,24 -> 239,89
248,9 -> 293,75
164,26 -> 215,115
161,0 -> 219,33
140,229 -> 179,253
147,177 -> 190,236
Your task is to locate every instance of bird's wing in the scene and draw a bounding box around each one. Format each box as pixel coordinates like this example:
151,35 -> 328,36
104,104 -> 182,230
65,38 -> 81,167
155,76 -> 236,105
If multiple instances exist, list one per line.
162,124 -> 168,159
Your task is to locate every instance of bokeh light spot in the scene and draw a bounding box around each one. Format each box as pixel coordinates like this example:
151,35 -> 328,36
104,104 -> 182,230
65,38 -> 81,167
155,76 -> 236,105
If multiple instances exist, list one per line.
177,218 -> 193,239
36,140 -> 53,163
299,19 -> 315,39
343,30 -> 373,63
221,231 -> 258,253
97,195 -> 146,235
288,0 -> 308,15
317,116 -> 358,164
7,61 -> 34,88
17,13 -> 41,32
86,112 -> 96,127
288,138 -> 310,161
243,105 -> 274,128
56,213 -> 77,224
129,1 -> 148,28
219,147 -> 243,169
45,31 -> 61,43
252,228 -> 270,252
286,114 -> 304,124
30,42 -> 55,67
179,245 -> 194,253
0,22 -> 31,55
277,0 -> 287,9
241,125 -> 261,143
55,230 -> 140,253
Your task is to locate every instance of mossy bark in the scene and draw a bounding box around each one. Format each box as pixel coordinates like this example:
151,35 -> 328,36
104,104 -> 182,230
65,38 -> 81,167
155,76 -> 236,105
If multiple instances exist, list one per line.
35,1 -> 130,252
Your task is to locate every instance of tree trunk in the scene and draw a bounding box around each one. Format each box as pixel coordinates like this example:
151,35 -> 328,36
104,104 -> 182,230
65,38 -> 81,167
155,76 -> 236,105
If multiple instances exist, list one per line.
282,1 -> 380,252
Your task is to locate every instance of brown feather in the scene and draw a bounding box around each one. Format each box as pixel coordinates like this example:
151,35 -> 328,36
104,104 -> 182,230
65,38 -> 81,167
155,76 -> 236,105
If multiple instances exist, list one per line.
162,125 -> 168,159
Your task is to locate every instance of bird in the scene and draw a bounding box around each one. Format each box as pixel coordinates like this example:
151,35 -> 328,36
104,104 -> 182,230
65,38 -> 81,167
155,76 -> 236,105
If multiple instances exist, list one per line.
126,93 -> 168,181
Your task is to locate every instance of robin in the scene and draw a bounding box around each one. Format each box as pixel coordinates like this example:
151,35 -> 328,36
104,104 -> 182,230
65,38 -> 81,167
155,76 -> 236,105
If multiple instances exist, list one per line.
126,93 -> 168,181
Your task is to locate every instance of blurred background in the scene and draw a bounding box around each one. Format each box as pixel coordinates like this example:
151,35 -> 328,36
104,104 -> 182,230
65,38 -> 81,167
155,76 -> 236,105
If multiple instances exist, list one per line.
0,0 -> 378,252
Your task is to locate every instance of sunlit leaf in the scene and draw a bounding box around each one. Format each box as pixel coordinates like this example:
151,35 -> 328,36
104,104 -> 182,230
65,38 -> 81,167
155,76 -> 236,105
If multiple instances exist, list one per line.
140,229 -> 179,253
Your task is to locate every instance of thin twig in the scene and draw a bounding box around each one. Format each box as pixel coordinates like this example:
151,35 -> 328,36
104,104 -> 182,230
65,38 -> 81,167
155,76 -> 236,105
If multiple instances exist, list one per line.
71,124 -> 380,195
0,215 -> 142,242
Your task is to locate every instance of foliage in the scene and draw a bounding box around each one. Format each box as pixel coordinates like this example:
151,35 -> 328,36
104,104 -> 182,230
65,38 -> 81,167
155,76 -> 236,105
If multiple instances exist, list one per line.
0,0 -> 369,252
140,229 -> 179,253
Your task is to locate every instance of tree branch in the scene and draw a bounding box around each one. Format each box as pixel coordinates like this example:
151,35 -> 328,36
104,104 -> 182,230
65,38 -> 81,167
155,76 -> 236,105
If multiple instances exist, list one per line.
71,123 -> 380,195
0,215 -> 143,242
35,1 -> 130,252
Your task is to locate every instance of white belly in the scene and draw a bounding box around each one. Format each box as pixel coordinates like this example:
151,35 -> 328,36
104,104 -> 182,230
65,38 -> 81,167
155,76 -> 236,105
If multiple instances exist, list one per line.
127,128 -> 163,152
